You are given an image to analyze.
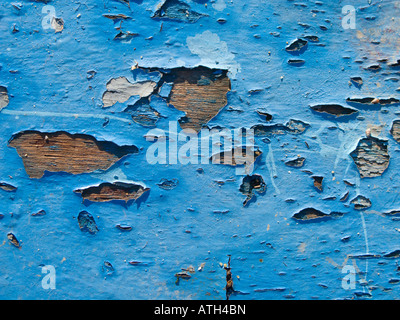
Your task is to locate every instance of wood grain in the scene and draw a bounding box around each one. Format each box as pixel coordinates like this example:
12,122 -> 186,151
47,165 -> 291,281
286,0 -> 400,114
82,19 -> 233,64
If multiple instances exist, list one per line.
167,67 -> 231,132
74,182 -> 150,203
8,131 -> 138,178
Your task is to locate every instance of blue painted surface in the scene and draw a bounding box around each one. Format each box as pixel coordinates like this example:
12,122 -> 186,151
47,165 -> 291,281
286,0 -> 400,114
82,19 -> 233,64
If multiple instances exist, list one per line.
1,0 -> 400,300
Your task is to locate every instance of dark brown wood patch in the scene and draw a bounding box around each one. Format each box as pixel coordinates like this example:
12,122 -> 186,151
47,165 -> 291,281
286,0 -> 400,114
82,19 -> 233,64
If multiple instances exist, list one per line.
74,182 -> 149,203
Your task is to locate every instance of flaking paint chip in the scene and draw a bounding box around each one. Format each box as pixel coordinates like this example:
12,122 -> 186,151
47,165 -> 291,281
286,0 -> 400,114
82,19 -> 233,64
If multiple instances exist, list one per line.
51,17 -> 64,33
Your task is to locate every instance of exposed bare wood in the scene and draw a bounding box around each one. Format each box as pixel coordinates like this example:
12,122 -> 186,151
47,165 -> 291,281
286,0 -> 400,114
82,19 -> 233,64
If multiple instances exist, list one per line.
8,131 -> 138,179
74,182 -> 149,203
350,136 -> 389,178
167,67 -> 231,132
210,146 -> 262,167
0,182 -> 17,192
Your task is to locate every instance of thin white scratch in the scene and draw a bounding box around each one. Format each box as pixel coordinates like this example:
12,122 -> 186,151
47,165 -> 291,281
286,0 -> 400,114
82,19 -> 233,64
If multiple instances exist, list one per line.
343,160 -> 352,177
0,109 -> 132,123
333,122 -> 362,170
359,212 -> 369,254
266,144 -> 280,195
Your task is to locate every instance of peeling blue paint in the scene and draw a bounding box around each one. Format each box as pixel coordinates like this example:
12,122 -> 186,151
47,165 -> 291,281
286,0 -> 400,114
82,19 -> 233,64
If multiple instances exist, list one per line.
1,0 -> 400,300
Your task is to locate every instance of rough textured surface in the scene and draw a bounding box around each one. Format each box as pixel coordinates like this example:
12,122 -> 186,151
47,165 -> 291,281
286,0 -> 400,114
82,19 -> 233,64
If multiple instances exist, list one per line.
74,182 -> 150,204
310,104 -> 358,117
7,232 -> 21,248
350,195 -> 372,211
292,208 -> 345,222
252,120 -> 310,137
285,38 -> 308,54
210,147 -> 262,167
77,211 -> 99,234
285,157 -> 306,168
166,66 -> 231,132
8,131 -> 138,178
239,174 -> 266,206
292,208 -> 329,221
125,98 -> 163,127
2,0 -> 400,301
312,176 -> 324,192
390,120 -> 400,143
0,182 -> 17,192
350,137 -> 390,179
152,0 -> 206,23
